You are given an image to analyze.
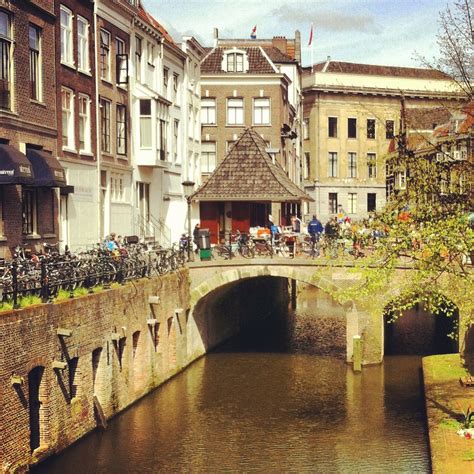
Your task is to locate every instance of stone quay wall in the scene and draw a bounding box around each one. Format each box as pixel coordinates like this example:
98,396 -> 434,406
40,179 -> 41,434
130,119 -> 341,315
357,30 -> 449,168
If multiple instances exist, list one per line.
0,269 -> 216,473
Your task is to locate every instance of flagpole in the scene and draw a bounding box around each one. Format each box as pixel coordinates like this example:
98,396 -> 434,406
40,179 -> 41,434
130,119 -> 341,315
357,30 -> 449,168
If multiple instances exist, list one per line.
310,23 -> 314,73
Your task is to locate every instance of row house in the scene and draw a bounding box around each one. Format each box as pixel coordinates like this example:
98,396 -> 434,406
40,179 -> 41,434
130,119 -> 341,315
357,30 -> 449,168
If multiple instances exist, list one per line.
199,29 -> 303,237
0,0 -> 67,259
56,0 -> 97,250
302,59 -> 460,224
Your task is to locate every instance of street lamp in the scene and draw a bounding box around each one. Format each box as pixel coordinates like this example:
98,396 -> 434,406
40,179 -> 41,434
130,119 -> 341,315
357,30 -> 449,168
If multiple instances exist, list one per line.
181,180 -> 195,261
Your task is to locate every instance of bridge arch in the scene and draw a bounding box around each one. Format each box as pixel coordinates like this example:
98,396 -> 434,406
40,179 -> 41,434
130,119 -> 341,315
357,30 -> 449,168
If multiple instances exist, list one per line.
189,265 -> 348,309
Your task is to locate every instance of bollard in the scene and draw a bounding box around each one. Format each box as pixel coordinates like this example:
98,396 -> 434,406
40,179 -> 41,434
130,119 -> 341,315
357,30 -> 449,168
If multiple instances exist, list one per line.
353,335 -> 362,372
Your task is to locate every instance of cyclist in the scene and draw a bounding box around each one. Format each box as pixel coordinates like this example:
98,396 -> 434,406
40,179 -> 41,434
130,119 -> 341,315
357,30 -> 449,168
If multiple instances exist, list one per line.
307,215 -> 323,257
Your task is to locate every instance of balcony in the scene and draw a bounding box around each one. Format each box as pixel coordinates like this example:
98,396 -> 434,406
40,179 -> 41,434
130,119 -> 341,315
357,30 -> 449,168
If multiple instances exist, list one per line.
135,148 -> 169,168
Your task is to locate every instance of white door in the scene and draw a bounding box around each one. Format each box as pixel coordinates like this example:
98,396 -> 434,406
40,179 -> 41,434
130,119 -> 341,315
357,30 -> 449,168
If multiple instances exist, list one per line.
60,195 -> 68,252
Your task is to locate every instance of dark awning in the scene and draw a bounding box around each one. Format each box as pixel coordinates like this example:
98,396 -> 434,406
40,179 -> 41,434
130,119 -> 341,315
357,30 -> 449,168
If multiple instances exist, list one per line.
26,149 -> 67,187
0,144 -> 35,185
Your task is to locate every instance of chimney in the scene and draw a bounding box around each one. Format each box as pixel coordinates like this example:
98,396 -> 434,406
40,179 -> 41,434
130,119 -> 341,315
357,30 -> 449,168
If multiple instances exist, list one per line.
294,30 -> 301,64
272,36 -> 288,56
213,28 -> 219,47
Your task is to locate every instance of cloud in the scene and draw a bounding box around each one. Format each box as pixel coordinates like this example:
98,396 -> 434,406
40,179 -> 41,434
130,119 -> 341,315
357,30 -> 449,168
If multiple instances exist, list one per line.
270,5 -> 381,34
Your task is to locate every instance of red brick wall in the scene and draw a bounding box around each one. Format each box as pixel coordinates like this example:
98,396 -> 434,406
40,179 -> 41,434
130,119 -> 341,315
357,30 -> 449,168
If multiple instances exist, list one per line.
0,271 -> 191,471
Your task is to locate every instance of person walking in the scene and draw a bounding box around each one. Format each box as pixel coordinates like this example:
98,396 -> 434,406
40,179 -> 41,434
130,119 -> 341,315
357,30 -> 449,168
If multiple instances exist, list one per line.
193,223 -> 200,254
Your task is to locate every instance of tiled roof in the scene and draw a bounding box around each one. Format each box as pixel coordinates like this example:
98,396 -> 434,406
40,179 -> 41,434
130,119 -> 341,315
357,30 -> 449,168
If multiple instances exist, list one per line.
405,107 -> 453,130
262,47 -> 296,64
201,47 -> 275,74
306,61 -> 450,80
191,128 -> 313,202
137,2 -> 175,45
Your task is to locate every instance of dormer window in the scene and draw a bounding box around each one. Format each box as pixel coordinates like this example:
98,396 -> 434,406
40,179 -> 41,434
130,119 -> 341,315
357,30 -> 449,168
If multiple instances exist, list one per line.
222,49 -> 249,73
228,53 -> 243,72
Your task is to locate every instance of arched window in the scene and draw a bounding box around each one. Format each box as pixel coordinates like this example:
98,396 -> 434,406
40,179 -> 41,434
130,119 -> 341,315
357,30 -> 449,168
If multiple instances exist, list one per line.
222,49 -> 248,73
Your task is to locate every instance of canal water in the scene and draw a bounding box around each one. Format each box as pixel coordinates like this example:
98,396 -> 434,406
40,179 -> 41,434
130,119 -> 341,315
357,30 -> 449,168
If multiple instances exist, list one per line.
34,285 -> 431,473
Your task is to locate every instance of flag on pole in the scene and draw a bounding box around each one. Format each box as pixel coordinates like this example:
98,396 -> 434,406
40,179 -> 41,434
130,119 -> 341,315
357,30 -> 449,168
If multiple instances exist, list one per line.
250,25 -> 257,39
308,23 -> 314,46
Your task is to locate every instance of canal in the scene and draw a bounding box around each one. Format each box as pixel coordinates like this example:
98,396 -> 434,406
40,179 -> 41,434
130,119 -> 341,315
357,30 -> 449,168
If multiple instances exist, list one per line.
34,284 -> 432,473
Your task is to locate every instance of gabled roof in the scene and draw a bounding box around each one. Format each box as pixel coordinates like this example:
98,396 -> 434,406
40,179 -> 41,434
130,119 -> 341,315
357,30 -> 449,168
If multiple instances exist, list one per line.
405,107 -> 453,131
201,47 -> 275,74
306,61 -> 450,80
191,128 -> 313,203
261,47 -> 296,64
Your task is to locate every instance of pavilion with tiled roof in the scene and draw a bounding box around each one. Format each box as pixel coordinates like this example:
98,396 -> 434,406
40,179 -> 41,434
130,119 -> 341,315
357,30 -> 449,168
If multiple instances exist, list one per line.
191,128 -> 312,242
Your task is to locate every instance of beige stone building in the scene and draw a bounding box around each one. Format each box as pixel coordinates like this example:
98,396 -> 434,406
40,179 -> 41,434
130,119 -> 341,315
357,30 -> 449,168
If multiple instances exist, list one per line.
302,60 -> 460,224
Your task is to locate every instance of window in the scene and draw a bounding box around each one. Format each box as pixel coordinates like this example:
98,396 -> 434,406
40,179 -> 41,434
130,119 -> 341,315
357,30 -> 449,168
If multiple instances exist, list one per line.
116,104 -> 127,155
329,193 -> 338,214
115,38 -> 128,85
100,98 -> 111,153
135,36 -> 142,82
29,25 -> 41,101
328,152 -> 338,177
348,193 -> 357,214
348,118 -> 357,138
201,98 -> 216,124
99,29 -> 111,81
367,153 -> 377,178
0,11 -> 12,109
367,193 -> 376,212
328,117 -> 337,138
304,152 -> 310,179
303,118 -> 309,139
173,119 -> 179,161
201,142 -> 216,173
77,16 -> 89,72
163,67 -> 168,94
22,188 -> 37,235
367,119 -> 376,139
159,119 -> 167,161
173,73 -> 179,101
227,52 -> 244,72
147,42 -> 154,65
348,152 -> 357,178
253,98 -> 270,125
386,120 -> 394,139
61,88 -> 74,149
78,94 -> 91,152
139,99 -> 151,149
60,6 -> 73,65
110,173 -> 124,201
227,98 -> 243,125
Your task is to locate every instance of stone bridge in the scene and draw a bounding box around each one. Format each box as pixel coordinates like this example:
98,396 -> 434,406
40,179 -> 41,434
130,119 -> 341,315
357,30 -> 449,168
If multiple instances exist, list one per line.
188,258 -> 466,365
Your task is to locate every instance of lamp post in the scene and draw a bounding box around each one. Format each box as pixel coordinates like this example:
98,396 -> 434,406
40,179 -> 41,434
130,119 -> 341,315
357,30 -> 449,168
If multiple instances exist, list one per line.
181,180 -> 195,261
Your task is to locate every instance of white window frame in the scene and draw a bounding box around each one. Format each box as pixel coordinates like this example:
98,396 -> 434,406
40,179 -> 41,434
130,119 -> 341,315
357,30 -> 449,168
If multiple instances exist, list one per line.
348,152 -> 357,178
173,72 -> 179,102
253,97 -> 270,125
227,98 -> 244,125
62,87 -> 75,150
304,152 -> 310,179
77,16 -> 89,73
367,153 -> 377,178
201,141 -> 216,174
110,172 -> 125,202
116,104 -> 127,156
135,35 -> 142,82
328,152 -> 338,178
100,98 -> 111,153
78,93 -> 91,153
29,24 -> 42,101
348,193 -> 357,214
303,118 -> 309,140
139,99 -> 152,149
328,116 -> 338,138
60,5 -> 73,66
201,98 -> 216,125
99,29 -> 111,81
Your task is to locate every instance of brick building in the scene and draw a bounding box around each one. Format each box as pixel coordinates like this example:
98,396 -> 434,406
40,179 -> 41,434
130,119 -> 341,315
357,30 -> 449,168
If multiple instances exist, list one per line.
200,29 -> 304,230
302,59 -> 460,224
55,0 -> 97,250
0,0 -> 67,258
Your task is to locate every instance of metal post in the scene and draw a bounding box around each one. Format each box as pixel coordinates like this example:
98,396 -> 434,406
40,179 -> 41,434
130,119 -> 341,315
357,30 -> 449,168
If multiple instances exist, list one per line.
12,259 -> 18,309
187,197 -> 192,262
40,259 -> 48,304
228,230 -> 232,260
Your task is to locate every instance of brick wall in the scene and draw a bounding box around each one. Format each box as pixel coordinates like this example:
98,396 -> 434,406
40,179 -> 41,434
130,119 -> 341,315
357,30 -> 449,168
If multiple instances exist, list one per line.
0,270 -> 202,472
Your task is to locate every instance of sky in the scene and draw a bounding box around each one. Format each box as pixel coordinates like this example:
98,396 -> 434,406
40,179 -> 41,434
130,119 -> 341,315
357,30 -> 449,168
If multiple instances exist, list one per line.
142,0 -> 454,68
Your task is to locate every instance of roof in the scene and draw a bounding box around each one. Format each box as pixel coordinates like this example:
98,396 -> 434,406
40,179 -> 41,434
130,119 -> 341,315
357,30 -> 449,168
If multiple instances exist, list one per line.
201,47 -> 275,74
262,47 -> 296,64
306,61 -> 450,80
405,107 -> 453,131
137,2 -> 175,45
191,128 -> 313,203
